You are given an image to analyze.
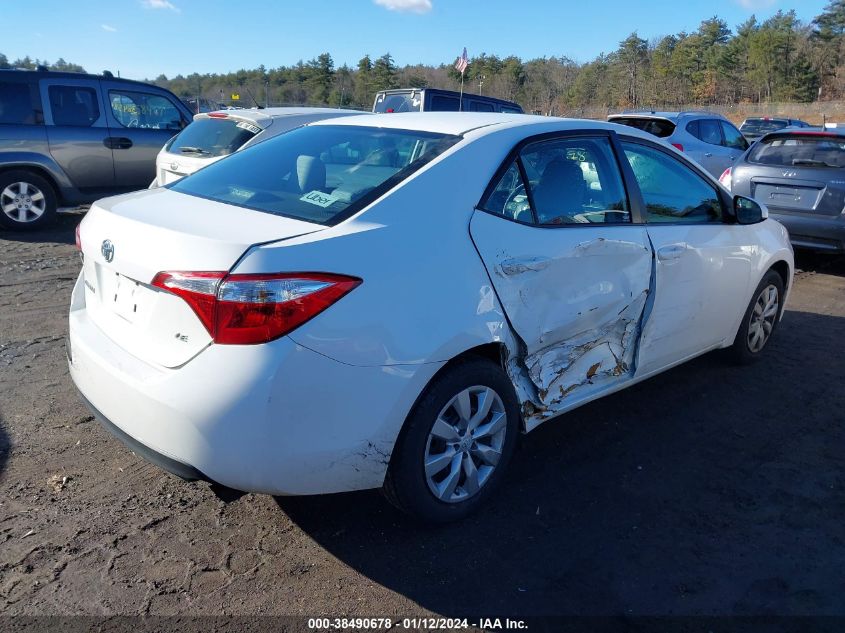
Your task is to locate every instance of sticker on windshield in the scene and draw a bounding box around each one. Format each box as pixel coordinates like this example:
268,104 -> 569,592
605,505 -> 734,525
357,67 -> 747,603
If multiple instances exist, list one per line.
300,190 -> 337,208
235,121 -> 262,134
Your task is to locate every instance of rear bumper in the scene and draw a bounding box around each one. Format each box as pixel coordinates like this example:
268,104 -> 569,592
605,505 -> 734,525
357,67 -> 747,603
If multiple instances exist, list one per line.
81,393 -> 210,482
68,275 -> 442,495
770,211 -> 845,253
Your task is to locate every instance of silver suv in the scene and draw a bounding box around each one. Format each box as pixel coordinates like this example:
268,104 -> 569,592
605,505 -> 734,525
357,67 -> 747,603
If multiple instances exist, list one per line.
608,111 -> 749,178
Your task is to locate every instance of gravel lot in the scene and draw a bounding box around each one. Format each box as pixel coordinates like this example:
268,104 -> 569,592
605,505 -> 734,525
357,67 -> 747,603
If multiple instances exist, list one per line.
1,214 -> 844,619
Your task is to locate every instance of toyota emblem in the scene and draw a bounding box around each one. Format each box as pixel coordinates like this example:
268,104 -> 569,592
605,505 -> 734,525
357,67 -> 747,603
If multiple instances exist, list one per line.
101,239 -> 115,263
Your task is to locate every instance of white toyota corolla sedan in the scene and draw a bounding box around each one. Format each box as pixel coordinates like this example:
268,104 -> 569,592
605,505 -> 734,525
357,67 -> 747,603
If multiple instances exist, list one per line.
69,113 -> 794,522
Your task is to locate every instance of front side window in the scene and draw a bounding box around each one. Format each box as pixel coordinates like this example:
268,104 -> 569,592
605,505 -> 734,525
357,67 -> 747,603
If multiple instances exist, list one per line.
0,81 -> 39,125
170,124 -> 460,225
48,86 -> 99,127
109,90 -> 183,130
721,122 -> 748,151
622,141 -> 722,223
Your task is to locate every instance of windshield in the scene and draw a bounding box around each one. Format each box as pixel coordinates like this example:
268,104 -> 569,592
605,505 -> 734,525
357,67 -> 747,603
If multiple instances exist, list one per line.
169,124 -> 461,225
373,92 -> 422,113
610,117 -> 675,138
740,119 -> 789,135
167,117 -> 260,157
748,134 -> 845,168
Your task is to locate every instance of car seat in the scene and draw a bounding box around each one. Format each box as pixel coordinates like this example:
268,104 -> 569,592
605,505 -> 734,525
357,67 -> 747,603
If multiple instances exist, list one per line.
531,159 -> 588,224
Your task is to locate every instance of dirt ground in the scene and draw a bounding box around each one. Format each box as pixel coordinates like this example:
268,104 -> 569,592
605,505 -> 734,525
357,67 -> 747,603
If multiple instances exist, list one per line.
1,214 -> 844,622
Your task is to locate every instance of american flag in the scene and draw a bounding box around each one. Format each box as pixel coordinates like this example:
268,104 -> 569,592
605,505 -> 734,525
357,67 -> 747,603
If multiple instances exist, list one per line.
454,47 -> 468,75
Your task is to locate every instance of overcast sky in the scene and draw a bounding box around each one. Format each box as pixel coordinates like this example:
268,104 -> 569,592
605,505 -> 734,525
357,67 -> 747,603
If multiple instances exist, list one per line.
2,0 -> 831,80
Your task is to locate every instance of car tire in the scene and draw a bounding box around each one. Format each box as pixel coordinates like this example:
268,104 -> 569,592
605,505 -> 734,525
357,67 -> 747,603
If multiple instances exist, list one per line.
729,269 -> 784,365
0,170 -> 58,231
383,356 -> 520,523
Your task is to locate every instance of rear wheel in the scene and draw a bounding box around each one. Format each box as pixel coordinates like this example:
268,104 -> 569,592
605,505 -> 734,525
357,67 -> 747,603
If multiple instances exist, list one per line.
0,170 -> 57,230
384,357 -> 520,523
730,270 -> 784,364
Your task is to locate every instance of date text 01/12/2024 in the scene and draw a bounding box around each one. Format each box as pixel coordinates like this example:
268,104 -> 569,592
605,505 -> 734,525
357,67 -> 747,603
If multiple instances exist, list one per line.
306,617 -> 529,630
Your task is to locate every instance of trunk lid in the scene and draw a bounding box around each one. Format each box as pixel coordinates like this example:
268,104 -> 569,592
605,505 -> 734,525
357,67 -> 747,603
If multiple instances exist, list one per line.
740,132 -> 845,216
78,188 -> 323,367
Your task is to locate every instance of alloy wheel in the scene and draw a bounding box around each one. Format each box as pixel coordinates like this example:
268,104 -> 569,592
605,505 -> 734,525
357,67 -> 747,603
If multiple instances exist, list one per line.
747,284 -> 779,353
423,385 -> 508,503
1,181 -> 46,223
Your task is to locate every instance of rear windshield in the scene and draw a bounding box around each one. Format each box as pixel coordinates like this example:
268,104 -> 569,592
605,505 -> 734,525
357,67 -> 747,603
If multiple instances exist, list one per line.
740,119 -> 789,135
167,117 -> 260,157
373,92 -> 421,113
610,117 -> 675,138
169,124 -> 461,225
748,134 -> 845,168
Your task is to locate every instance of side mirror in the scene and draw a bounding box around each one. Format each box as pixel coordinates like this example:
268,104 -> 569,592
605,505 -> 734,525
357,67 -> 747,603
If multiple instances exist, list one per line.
734,195 -> 767,225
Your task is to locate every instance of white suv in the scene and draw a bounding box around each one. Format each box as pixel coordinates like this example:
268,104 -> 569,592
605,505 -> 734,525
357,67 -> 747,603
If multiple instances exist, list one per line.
152,107 -> 368,187
608,111 -> 749,178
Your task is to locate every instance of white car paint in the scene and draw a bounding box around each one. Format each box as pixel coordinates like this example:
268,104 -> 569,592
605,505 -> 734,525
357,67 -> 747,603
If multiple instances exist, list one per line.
152,107 -> 368,187
69,112 -> 794,498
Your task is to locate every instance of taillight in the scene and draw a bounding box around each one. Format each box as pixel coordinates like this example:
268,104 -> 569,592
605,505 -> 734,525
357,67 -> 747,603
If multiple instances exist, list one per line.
151,271 -> 226,334
74,223 -> 82,251
719,167 -> 732,190
671,143 -> 684,152
151,271 -> 361,345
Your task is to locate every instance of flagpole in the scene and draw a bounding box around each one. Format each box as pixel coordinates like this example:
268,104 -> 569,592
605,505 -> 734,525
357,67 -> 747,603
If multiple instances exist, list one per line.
459,72 -> 464,112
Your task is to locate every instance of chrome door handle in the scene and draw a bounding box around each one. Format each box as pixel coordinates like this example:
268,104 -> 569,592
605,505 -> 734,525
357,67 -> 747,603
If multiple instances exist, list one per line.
657,243 -> 687,261
704,152 -> 713,157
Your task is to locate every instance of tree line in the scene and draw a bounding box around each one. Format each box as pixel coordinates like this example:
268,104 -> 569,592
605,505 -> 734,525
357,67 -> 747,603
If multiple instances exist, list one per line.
4,1 -> 845,114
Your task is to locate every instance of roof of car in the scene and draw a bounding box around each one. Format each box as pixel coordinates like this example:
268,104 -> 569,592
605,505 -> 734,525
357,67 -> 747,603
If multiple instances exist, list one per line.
0,68 -> 167,90
196,107 -> 368,125
308,112 -> 657,140
761,126 -> 845,139
608,110 -> 725,122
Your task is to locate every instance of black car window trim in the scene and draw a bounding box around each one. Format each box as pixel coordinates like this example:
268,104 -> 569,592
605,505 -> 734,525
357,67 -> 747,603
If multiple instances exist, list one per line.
616,135 -> 735,225
477,128 -> 646,227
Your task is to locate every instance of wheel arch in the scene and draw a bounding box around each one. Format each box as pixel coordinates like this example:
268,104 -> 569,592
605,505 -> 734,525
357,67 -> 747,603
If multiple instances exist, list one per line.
0,163 -> 62,203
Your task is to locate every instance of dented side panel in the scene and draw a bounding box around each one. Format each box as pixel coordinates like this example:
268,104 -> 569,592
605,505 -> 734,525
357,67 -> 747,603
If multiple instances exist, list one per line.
470,211 -> 654,425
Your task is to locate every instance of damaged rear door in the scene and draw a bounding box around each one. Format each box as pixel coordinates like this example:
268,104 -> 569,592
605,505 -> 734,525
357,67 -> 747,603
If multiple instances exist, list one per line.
471,132 -> 653,425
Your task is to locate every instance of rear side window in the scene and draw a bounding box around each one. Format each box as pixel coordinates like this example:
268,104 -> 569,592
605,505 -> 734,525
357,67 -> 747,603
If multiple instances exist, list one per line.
170,125 -> 461,225
373,92 -> 421,113
109,90 -> 183,130
481,136 -> 630,225
48,86 -> 99,127
470,101 -> 494,112
610,117 -> 675,138
430,95 -> 461,111
168,118 -> 259,157
0,81 -> 39,125
694,119 -> 723,146
748,135 -> 845,168
622,141 -> 722,223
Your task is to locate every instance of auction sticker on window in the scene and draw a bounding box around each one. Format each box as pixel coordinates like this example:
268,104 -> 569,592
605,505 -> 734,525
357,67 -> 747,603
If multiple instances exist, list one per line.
235,121 -> 262,134
300,190 -> 338,208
